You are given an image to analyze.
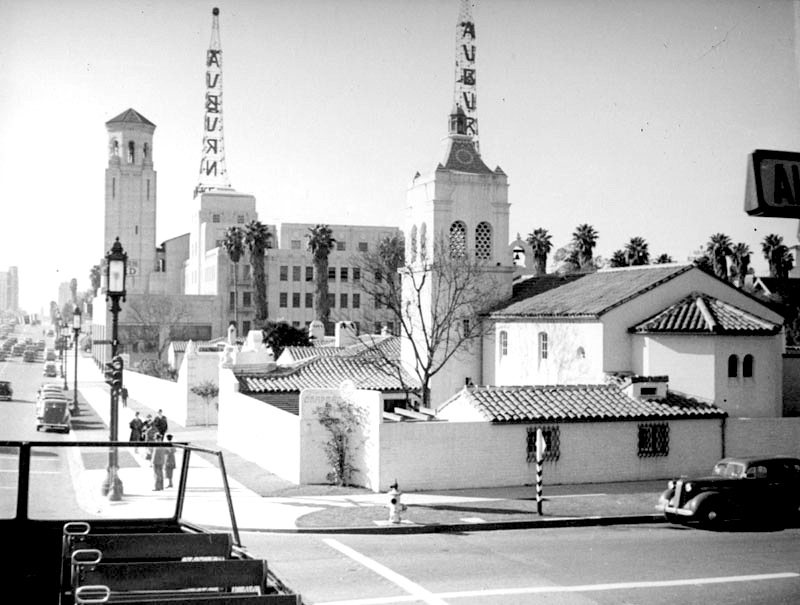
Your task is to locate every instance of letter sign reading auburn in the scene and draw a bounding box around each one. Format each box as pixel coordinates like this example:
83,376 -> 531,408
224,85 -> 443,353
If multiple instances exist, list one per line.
745,149 -> 800,218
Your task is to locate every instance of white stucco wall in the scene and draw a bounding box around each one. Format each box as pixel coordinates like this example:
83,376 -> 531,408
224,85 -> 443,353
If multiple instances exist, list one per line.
376,418 -> 724,491
633,334 -> 716,400
487,320 -> 604,385
217,367 -> 301,484
121,370 -> 182,425
725,417 -> 800,457
179,348 -> 221,426
297,388 -> 383,488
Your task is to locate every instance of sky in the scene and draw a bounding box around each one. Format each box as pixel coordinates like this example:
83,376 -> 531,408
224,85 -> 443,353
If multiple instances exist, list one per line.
2,0 -> 799,313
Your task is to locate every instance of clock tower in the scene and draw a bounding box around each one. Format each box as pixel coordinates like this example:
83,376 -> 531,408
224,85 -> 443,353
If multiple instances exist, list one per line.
104,108 -> 157,294
403,0 -> 513,403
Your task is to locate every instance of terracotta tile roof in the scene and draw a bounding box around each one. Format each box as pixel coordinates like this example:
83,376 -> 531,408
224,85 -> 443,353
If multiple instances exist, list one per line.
511,273 -> 584,301
280,336 -> 400,362
106,108 -> 155,126
442,384 -> 725,423
490,265 -> 692,318
236,355 -> 419,393
631,294 -> 781,335
280,346 -> 343,360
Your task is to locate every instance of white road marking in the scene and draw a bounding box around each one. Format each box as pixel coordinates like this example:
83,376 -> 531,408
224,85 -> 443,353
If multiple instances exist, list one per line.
0,469 -> 61,474
315,572 -> 799,605
323,538 -> 448,605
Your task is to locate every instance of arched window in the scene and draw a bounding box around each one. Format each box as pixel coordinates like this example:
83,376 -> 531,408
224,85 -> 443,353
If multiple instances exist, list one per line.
576,346 -> 585,359
538,332 -> 548,361
143,142 -> 149,159
475,221 -> 492,260
419,222 -> 428,260
410,225 -> 418,262
727,354 -> 738,378
109,138 -> 119,157
499,330 -> 508,357
743,354 -> 754,378
449,221 -> 467,258
127,141 -> 135,163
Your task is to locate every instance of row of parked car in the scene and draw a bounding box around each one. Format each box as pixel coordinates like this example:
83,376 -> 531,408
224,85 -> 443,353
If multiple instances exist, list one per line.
0,335 -> 47,362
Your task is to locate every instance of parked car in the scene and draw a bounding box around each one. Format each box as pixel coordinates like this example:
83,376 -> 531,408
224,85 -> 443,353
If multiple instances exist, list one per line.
36,397 -> 71,433
0,380 -> 12,401
656,455 -> 800,527
0,351 -> 7,362
43,362 -> 58,377
23,348 -> 37,362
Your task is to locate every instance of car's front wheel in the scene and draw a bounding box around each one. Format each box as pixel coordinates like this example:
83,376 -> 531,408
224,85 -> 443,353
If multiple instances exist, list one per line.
697,500 -> 724,527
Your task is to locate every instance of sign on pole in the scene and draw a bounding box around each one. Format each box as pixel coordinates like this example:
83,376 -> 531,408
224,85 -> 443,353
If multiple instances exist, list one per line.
535,428 -> 546,515
744,149 -> 800,218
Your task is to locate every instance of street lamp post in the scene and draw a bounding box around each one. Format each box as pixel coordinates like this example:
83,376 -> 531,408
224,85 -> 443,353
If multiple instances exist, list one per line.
55,312 -> 64,385
72,305 -> 81,416
100,237 -> 127,502
62,319 -> 69,390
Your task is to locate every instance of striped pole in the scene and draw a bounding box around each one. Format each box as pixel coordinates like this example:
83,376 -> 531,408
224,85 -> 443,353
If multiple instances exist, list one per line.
535,428 -> 546,515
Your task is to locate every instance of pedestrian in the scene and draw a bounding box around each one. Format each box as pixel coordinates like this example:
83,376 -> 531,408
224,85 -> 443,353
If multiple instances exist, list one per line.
143,414 -> 156,459
153,409 -> 168,437
128,411 -> 143,453
121,387 -> 129,408
151,433 -> 165,491
164,434 -> 176,488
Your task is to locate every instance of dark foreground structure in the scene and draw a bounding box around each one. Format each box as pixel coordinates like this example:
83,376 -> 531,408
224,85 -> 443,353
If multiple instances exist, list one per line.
0,440 -> 301,604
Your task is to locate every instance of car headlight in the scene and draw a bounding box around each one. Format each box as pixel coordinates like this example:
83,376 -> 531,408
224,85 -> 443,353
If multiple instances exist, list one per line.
667,480 -> 675,489
684,483 -> 692,493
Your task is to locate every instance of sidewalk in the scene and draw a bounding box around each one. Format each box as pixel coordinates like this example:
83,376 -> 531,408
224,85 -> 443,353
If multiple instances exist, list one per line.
72,353 -> 666,533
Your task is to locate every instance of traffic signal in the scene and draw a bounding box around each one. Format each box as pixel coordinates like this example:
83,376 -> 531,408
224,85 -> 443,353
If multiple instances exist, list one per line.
104,355 -> 124,393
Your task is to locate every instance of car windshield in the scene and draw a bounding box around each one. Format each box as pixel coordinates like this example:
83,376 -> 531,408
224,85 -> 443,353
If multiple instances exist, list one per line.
712,461 -> 746,478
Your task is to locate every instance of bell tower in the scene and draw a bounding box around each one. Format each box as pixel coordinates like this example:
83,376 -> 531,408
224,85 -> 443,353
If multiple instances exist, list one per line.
104,108 -> 157,294
403,0 -> 513,402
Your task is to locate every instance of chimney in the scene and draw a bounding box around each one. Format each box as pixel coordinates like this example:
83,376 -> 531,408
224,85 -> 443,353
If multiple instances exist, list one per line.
335,321 -> 359,347
308,320 -> 325,341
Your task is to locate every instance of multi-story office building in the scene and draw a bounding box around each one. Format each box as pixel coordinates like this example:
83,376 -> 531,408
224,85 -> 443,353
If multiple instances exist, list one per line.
0,267 -> 19,313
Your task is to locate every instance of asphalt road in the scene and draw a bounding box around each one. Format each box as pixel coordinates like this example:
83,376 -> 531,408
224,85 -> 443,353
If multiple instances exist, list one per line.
244,524 -> 800,604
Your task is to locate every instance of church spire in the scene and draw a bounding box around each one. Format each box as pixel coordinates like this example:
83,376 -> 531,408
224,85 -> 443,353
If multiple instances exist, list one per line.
194,7 -> 232,198
450,0 -> 479,150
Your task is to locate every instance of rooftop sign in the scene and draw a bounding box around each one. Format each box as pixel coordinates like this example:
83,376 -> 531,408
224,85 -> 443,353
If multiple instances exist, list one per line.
745,149 -> 800,218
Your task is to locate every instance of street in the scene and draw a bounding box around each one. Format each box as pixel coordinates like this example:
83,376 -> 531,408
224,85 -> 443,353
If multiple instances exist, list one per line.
3,322 -> 799,604
243,525 -> 800,604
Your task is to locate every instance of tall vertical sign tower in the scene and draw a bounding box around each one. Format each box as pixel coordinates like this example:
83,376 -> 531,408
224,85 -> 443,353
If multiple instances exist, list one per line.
185,7 -> 257,307
104,108 -> 157,294
452,0 -> 479,151
403,0 -> 513,403
195,6 -> 232,198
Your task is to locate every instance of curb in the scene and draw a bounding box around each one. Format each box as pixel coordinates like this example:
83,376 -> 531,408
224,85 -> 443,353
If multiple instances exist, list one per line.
227,514 -> 666,535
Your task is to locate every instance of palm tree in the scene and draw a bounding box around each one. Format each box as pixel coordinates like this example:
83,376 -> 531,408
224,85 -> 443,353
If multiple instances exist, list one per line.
609,250 -> 628,268
705,233 -> 732,281
89,264 -> 102,293
624,236 -> 650,266
729,242 -> 751,287
525,228 -> 552,276
306,224 -> 336,328
244,220 -> 272,324
571,224 -> 598,271
222,226 -> 245,330
761,234 -> 794,279
654,253 -> 674,264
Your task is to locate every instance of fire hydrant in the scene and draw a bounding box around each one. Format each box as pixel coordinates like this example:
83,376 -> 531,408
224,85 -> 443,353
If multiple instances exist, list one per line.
387,481 -> 407,523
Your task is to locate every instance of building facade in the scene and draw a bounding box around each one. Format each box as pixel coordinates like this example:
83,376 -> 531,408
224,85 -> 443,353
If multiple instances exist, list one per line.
0,267 -> 19,313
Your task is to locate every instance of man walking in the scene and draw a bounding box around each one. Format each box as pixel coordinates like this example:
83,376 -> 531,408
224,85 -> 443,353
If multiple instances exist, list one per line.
153,409 -> 168,437
151,434 -> 165,491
